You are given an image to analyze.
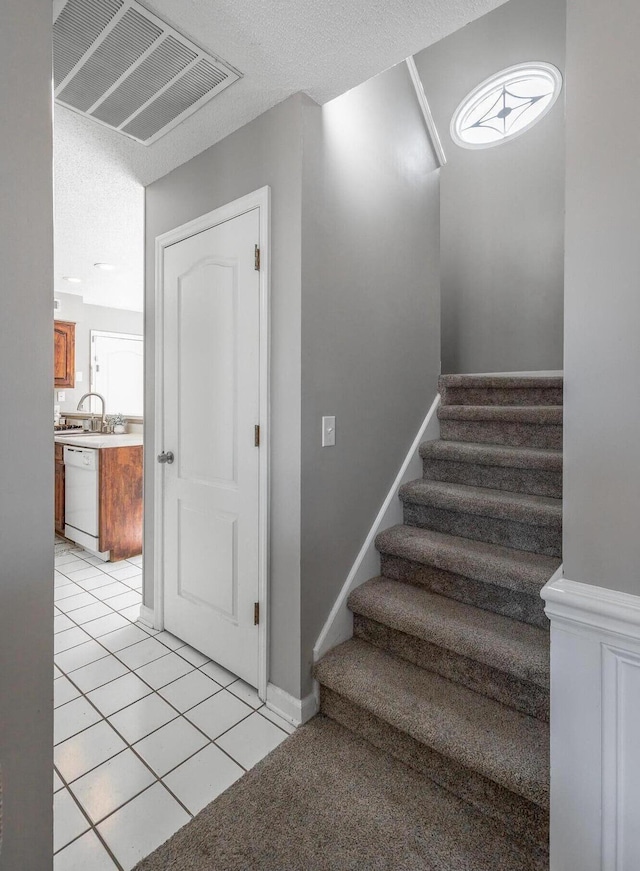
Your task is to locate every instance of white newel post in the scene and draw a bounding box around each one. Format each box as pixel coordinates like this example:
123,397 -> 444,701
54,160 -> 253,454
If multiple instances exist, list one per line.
542,577 -> 640,871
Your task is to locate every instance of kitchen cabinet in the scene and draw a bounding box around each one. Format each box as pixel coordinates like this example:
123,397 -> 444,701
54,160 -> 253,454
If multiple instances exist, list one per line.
99,445 -> 143,560
58,436 -> 143,561
54,320 -> 75,388
54,443 -> 65,536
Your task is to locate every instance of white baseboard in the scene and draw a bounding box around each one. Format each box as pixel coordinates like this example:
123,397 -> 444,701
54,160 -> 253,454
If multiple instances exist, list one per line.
313,394 -> 441,662
138,604 -> 156,630
542,575 -> 640,871
266,682 -> 318,727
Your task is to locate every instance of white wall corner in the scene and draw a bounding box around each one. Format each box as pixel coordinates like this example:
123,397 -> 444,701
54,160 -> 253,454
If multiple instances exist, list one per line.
266,682 -> 318,727
405,57 -> 447,167
313,393 -> 441,663
541,576 -> 640,871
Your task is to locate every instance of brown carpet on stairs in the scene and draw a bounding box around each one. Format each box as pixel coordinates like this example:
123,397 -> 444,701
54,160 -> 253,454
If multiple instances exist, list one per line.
312,374 -> 561,866
137,375 -> 560,871
133,715 -> 547,871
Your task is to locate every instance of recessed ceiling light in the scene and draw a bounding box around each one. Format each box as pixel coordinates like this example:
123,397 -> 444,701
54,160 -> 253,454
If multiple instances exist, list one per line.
62,276 -> 82,283
94,262 -> 116,271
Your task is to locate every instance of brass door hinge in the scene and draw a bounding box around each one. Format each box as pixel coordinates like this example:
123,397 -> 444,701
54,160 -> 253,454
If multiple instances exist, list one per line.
254,244 -> 260,271
254,424 -> 260,447
254,602 -> 260,625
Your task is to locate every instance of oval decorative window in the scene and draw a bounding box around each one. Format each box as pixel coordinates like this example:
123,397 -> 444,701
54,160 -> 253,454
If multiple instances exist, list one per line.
450,62 -> 563,149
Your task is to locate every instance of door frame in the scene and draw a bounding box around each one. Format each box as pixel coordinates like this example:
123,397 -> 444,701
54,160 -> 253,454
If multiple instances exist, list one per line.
152,186 -> 271,699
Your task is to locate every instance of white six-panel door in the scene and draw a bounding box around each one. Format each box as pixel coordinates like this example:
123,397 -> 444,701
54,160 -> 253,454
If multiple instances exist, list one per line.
160,206 -> 262,689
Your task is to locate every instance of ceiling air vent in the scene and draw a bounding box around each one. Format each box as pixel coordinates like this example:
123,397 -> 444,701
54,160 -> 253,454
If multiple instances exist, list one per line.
53,0 -> 241,145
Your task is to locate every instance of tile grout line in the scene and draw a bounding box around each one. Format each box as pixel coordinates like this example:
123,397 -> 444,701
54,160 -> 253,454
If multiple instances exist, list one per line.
56,609 -> 264,835
54,545 -> 292,865
54,763 -> 126,871
54,551 -> 206,855
57,657 -> 267,839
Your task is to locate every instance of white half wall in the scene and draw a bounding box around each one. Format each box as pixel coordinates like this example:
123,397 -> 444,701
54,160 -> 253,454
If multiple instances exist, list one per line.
542,577 -> 640,870
314,393 -> 440,661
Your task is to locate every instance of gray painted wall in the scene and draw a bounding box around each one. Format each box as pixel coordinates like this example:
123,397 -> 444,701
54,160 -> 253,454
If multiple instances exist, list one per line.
415,0 -> 565,374
145,74 -> 441,699
563,0 -> 640,593
145,95 -> 304,698
299,65 -> 440,693
0,0 -> 53,867
54,293 -> 143,415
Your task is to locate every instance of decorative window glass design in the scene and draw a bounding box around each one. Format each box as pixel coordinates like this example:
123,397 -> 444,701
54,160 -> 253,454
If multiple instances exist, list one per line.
450,62 -> 562,149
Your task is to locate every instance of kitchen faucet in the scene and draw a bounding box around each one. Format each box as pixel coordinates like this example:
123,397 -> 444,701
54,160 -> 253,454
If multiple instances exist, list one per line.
77,392 -> 107,432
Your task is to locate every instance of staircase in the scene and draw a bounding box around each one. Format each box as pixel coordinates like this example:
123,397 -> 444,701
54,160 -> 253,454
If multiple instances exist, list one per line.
315,374 -> 562,866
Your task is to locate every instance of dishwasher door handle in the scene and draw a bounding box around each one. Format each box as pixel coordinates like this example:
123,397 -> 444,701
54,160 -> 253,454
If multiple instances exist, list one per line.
157,451 -> 175,465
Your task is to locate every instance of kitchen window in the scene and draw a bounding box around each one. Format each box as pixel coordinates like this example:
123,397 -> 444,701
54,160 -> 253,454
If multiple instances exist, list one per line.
90,329 -> 144,417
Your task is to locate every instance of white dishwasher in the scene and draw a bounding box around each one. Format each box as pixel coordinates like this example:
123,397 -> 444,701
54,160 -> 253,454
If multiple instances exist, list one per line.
64,446 -> 109,559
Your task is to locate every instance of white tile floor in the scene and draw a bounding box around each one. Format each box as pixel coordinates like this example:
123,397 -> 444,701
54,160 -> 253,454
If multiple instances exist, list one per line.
53,542 -> 293,871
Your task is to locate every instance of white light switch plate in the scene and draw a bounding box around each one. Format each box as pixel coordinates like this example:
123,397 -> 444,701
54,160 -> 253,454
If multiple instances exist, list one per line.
57,391 -> 65,401
322,416 -> 336,447
76,371 -> 83,383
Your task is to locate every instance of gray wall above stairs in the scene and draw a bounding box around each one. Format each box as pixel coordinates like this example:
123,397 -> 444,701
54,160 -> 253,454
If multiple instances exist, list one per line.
300,62 -> 441,696
563,0 -> 640,594
414,0 -> 566,375
0,0 -> 54,866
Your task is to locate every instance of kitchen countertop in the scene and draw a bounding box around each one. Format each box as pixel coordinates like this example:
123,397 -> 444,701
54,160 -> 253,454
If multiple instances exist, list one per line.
54,433 -> 143,449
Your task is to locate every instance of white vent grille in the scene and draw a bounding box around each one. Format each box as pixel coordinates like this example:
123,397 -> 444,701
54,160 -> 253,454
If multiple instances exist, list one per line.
53,0 -> 241,145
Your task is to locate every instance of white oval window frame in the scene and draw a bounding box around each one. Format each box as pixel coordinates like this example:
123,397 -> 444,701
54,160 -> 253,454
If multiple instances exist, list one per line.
450,61 -> 563,150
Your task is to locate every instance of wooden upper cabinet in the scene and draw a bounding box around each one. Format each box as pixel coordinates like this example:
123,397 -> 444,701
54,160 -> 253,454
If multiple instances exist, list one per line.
54,321 -> 75,388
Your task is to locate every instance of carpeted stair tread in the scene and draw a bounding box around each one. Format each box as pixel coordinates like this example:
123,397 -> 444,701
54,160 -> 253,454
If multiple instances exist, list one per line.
376,524 -> 559,598
348,577 -> 549,688
133,715 -> 547,871
420,439 -> 562,471
438,404 -> 563,424
439,374 -> 563,391
399,479 -> 562,527
315,638 -> 549,808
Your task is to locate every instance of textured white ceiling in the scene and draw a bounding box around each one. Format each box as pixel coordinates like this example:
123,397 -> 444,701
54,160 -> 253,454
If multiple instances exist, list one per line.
54,0 -> 509,310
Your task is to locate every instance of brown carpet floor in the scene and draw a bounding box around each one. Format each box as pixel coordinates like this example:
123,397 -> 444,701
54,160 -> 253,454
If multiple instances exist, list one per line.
133,715 -> 545,871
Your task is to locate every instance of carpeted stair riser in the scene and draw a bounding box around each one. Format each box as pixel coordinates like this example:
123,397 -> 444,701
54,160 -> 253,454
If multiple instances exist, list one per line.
380,553 -> 548,629
353,614 -> 549,721
316,639 -> 549,805
440,386 -> 563,407
320,686 -> 549,861
438,375 -> 563,409
376,525 -> 559,597
439,418 -> 562,449
422,457 -> 562,498
402,502 -> 562,558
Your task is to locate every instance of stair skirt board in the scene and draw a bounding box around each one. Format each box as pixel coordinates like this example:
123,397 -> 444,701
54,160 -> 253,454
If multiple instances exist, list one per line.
313,392 -> 442,662
313,373 -> 562,864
